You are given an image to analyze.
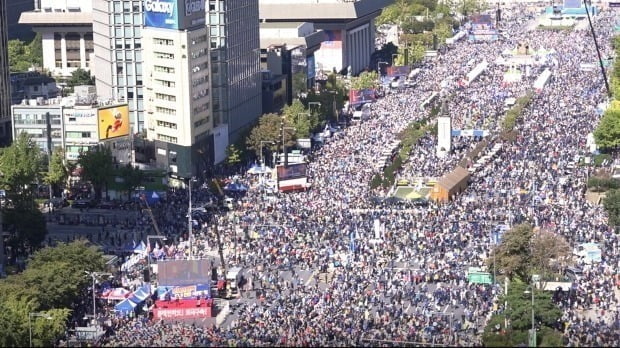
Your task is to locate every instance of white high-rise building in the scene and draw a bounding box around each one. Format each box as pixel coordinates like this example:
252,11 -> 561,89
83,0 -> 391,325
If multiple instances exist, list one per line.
92,0 -> 145,132
19,0 -> 94,77
142,0 -> 213,180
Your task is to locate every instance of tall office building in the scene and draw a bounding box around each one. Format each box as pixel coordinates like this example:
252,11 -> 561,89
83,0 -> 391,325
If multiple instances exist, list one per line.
143,0 -> 213,180
208,0 -> 261,144
0,0 -> 12,144
19,0 -> 94,78
93,0 -> 145,132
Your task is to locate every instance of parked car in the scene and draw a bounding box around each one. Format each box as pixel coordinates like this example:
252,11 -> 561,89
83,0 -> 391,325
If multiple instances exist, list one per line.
71,199 -> 93,209
98,200 -> 118,209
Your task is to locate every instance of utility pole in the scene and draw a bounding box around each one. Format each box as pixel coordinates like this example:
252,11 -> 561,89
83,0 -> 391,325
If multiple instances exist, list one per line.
584,0 -> 611,97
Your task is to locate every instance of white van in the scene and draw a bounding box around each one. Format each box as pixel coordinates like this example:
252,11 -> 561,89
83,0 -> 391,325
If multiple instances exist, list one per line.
226,267 -> 243,296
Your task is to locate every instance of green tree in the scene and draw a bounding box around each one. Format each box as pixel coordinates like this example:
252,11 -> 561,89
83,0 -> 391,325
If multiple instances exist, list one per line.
603,189 -> 620,232
225,144 -> 242,166
350,71 -> 379,90
530,229 -> 572,281
67,68 -> 95,88
77,145 -> 114,200
2,209 -> 47,253
119,164 -> 144,200
44,147 -> 68,198
292,72 -> 308,97
246,113 -> 293,156
483,278 -> 563,347
593,107 -> 620,150
0,132 -> 43,209
488,224 -> 534,281
27,33 -> 43,68
282,100 -> 317,138
7,39 -> 31,72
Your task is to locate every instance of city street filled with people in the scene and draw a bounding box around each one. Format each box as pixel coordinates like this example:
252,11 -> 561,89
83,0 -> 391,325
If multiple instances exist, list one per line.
47,5 -> 620,348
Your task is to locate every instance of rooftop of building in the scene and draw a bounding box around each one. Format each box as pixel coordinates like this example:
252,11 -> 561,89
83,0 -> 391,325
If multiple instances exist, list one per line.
259,0 -> 393,21
19,11 -> 92,26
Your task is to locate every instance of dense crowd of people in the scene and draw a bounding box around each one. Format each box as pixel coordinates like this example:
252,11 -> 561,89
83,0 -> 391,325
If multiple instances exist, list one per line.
87,5 -> 620,348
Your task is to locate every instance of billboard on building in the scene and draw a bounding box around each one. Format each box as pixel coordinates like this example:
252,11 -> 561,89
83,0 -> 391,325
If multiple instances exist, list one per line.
157,259 -> 211,287
349,89 -> 377,106
144,0 -> 206,30
98,104 -> 130,140
386,66 -> 411,78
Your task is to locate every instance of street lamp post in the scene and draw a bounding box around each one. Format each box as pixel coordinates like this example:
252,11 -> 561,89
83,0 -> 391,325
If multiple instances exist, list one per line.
187,177 -> 197,259
84,271 -> 111,327
524,284 -> 536,347
29,312 -> 53,347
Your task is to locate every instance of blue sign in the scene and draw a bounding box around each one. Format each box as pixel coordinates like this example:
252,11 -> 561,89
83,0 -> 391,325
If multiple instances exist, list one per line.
144,0 -> 179,29
307,56 -> 316,79
144,0 -> 205,30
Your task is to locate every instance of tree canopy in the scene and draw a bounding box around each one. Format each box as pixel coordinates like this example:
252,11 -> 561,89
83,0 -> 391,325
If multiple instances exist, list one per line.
44,147 -> 68,198
0,240 -> 104,346
225,144 -> 242,166
246,113 -> 295,156
282,100 -> 318,138
7,33 -> 42,72
603,189 -> 620,232
0,132 -> 43,209
593,106 -> 620,150
77,145 -> 114,200
67,68 -> 95,88
488,223 -> 534,281
350,71 -> 379,90
118,163 -> 144,200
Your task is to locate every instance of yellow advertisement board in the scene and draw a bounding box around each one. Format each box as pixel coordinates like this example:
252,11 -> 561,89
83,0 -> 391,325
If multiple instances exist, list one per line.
98,105 -> 130,140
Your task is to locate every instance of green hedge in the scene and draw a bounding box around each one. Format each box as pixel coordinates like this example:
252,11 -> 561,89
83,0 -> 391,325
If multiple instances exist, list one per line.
372,120 -> 430,189
588,177 -> 620,191
502,92 -> 533,132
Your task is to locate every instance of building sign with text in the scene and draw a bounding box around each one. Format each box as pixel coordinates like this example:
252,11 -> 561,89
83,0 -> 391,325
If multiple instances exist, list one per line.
144,0 -> 206,30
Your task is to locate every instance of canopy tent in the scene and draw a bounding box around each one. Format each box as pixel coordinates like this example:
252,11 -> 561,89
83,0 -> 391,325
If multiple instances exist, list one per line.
128,285 -> 151,304
133,241 -> 146,255
224,182 -> 248,192
101,287 -> 132,300
145,191 -> 161,205
122,240 -> 138,253
114,298 -> 137,315
247,164 -> 271,175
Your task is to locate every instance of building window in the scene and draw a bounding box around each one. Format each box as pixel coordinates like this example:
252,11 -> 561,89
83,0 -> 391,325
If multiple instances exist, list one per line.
154,52 -> 174,59
155,106 -> 176,115
157,134 -> 178,143
154,65 -> 175,73
153,38 -> 174,46
155,93 -> 176,102
157,120 -> 177,129
154,79 -> 175,88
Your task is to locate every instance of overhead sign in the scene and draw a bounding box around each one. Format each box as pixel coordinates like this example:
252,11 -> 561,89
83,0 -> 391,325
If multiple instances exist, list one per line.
468,271 -> 493,284
144,0 -> 205,30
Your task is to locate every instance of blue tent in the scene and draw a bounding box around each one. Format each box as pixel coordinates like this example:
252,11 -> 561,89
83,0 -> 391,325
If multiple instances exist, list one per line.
114,298 -> 137,315
128,285 -> 151,304
145,191 -> 161,205
133,241 -> 146,254
122,240 -> 137,253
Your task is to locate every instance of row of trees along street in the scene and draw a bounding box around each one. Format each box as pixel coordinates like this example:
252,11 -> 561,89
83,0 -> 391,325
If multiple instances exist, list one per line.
374,0 -> 486,67
0,240 -> 106,346
483,224 -> 571,346
592,35 -> 620,232
0,133 -> 147,262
